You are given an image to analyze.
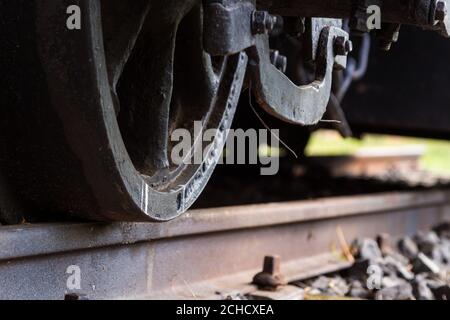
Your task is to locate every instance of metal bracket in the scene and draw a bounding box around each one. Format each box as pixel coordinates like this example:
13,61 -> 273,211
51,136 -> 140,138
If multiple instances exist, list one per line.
247,27 -> 349,125
204,0 -> 256,56
203,0 -> 349,126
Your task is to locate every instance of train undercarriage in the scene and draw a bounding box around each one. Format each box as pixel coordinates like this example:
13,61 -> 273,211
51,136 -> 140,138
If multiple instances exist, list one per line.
0,0 -> 449,223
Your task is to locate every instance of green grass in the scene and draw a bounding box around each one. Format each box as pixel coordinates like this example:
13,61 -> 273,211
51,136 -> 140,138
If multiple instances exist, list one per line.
306,131 -> 450,175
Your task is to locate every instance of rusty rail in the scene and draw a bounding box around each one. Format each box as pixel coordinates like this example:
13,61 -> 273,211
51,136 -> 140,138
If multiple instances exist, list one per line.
0,189 -> 449,299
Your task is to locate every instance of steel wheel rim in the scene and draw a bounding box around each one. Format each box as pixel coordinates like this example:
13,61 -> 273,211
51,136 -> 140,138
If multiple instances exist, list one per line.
33,0 -> 247,221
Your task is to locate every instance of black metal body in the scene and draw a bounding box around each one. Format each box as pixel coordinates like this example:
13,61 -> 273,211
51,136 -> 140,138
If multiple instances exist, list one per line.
344,27 -> 450,139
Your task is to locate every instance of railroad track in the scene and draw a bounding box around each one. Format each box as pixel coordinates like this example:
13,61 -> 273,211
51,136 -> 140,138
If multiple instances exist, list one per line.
0,189 -> 448,299
2,0 -> 450,302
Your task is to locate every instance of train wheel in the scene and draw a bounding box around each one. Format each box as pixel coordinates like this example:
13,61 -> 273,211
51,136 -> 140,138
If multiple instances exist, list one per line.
0,0 -> 246,222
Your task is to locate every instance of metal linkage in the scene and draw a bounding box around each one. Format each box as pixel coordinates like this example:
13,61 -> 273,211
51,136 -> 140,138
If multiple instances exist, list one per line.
203,0 -> 450,128
251,10 -> 276,34
204,0 -> 350,126
253,256 -> 286,290
248,25 -> 349,125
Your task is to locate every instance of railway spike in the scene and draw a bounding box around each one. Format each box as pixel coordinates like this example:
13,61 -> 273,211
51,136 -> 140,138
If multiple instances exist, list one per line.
252,256 -> 287,291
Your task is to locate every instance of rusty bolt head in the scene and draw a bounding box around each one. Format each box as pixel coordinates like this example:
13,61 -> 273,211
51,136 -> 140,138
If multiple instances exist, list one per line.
252,11 -> 275,34
334,36 -> 352,56
252,255 -> 286,291
263,255 -> 281,275
435,1 -> 448,22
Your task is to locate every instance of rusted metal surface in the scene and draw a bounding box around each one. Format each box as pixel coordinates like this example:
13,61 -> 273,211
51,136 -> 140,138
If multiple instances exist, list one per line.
262,0 -> 449,31
0,190 -> 448,299
252,256 -> 287,290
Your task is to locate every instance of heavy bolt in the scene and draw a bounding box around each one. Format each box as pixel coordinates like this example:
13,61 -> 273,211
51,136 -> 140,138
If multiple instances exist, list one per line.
252,255 -> 286,291
270,50 -> 288,73
435,1 -> 448,22
252,11 -> 276,34
334,36 -> 353,56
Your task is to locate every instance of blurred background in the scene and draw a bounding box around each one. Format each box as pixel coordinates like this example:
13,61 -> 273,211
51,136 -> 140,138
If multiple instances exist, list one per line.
307,130 -> 450,177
